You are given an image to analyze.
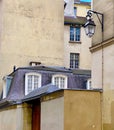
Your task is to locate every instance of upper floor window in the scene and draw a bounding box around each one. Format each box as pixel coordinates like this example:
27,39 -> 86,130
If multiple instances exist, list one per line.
74,7 -> 77,16
70,26 -> 80,42
3,76 -> 12,99
25,73 -> 41,95
52,74 -> 68,89
70,53 -> 79,68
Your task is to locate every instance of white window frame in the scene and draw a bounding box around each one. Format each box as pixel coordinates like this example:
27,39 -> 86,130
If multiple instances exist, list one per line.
70,53 -> 79,68
25,73 -> 41,95
70,26 -> 81,42
86,79 -> 92,89
52,74 -> 68,89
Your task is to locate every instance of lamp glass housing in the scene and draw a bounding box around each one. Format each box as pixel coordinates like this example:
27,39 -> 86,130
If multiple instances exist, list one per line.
84,20 -> 96,37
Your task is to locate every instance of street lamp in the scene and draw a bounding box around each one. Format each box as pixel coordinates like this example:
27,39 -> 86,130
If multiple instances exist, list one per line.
84,10 -> 104,37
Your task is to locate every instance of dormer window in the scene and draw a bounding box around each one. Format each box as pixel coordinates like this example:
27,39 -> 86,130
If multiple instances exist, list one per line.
25,73 -> 41,95
86,79 -> 92,89
3,76 -> 12,99
52,74 -> 68,89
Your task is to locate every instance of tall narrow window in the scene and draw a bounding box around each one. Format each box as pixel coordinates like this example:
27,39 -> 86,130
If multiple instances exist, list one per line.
70,26 -> 80,42
70,53 -> 79,68
52,74 -> 67,89
25,73 -> 41,95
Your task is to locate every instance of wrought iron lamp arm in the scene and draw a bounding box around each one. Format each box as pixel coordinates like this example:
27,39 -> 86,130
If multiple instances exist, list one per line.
87,10 -> 104,32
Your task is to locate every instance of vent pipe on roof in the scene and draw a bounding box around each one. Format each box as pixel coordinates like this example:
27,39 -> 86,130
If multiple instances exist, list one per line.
13,65 -> 16,72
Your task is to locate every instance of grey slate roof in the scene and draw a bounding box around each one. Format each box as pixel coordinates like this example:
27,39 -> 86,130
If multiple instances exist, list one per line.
23,84 -> 61,102
0,65 -> 91,107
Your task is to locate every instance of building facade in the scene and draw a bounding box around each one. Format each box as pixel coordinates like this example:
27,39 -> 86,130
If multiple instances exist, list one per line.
91,0 -> 114,129
0,0 -> 64,90
0,66 -> 93,130
64,0 -> 91,69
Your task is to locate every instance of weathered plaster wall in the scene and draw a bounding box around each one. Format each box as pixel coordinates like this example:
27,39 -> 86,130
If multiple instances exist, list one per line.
0,0 -> 64,89
64,90 -> 101,130
64,25 -> 91,69
92,0 -> 114,129
0,103 -> 32,130
41,97 -> 64,130
92,0 -> 114,45
91,49 -> 102,89
0,107 -> 17,130
92,44 -> 114,130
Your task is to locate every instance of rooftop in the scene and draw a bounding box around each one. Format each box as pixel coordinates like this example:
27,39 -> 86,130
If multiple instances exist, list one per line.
0,65 -> 92,108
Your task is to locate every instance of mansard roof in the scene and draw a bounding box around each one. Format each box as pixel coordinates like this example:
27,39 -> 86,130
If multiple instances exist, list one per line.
0,65 -> 91,108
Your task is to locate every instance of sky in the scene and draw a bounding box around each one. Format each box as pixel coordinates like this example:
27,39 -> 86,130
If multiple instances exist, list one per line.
80,0 -> 91,2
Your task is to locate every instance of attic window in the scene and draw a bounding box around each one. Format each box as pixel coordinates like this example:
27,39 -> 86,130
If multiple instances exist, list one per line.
25,73 -> 41,95
3,76 -> 12,99
86,79 -> 91,89
52,74 -> 68,89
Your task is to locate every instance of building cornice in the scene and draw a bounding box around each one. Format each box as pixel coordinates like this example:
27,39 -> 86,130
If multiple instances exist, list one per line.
90,37 -> 114,53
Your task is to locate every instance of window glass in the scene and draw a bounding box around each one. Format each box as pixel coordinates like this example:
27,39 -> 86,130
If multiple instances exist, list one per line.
34,75 -> 39,89
52,75 -> 67,89
70,27 -> 74,41
25,73 -> 41,95
75,27 -> 80,41
70,26 -> 80,42
3,76 -> 12,99
28,75 -> 32,93
70,53 -> 79,68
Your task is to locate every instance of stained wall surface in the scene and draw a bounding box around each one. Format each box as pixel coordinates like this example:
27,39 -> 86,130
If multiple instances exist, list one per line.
92,0 -> 114,129
64,90 -> 101,130
41,97 -> 64,130
0,104 -> 32,130
92,44 -> 114,130
92,0 -> 114,45
0,0 -> 64,89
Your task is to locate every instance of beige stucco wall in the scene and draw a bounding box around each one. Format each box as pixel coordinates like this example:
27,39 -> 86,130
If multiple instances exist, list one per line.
64,25 -> 91,69
92,44 -> 114,130
91,49 -> 102,89
92,0 -> 114,45
64,90 -> 101,130
91,0 -> 114,129
41,97 -> 64,130
0,0 -> 64,90
0,107 -> 17,130
0,103 -> 32,130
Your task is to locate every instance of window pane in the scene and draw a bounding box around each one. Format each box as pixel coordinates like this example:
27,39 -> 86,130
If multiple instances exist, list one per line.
54,77 -> 59,87
75,27 -> 80,41
70,27 -> 74,41
70,53 -> 79,68
28,75 -> 32,93
54,77 -> 65,88
70,27 -> 80,42
34,75 -> 39,89
60,77 -> 65,88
